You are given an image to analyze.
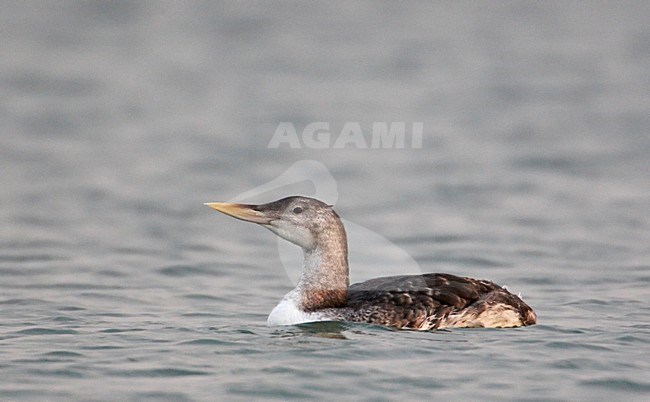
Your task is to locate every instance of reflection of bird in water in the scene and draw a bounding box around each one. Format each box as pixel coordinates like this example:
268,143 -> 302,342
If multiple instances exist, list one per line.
205,196 -> 537,330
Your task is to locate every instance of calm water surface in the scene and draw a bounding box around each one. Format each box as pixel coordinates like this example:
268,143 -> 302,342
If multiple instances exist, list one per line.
1,2 -> 649,400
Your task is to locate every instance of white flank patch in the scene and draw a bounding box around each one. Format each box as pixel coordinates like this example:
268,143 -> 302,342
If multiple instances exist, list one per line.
266,292 -> 325,326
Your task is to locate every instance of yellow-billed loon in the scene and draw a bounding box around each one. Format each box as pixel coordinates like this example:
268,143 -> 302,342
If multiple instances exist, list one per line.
205,196 -> 537,330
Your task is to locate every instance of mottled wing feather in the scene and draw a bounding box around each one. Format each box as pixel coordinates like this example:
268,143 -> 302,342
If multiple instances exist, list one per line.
344,273 -> 531,329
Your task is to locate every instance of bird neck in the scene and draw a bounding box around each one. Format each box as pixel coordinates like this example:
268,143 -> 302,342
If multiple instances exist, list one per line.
295,228 -> 349,311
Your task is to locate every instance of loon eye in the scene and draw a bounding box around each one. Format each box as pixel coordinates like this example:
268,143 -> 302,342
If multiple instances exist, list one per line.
292,206 -> 303,214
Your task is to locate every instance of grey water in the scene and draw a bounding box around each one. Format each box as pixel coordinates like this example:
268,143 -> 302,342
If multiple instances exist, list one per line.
2,1 -> 649,400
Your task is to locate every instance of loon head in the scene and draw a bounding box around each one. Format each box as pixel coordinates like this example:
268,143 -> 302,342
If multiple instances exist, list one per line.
204,196 -> 345,252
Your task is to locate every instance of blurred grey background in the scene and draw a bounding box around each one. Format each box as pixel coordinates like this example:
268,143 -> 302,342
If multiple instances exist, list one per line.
2,1 -> 648,256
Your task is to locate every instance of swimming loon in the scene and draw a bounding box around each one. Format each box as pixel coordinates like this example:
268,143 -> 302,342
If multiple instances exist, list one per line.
205,196 -> 537,330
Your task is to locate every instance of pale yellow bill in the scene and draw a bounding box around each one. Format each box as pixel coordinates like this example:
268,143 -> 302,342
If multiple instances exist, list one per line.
204,202 -> 273,224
